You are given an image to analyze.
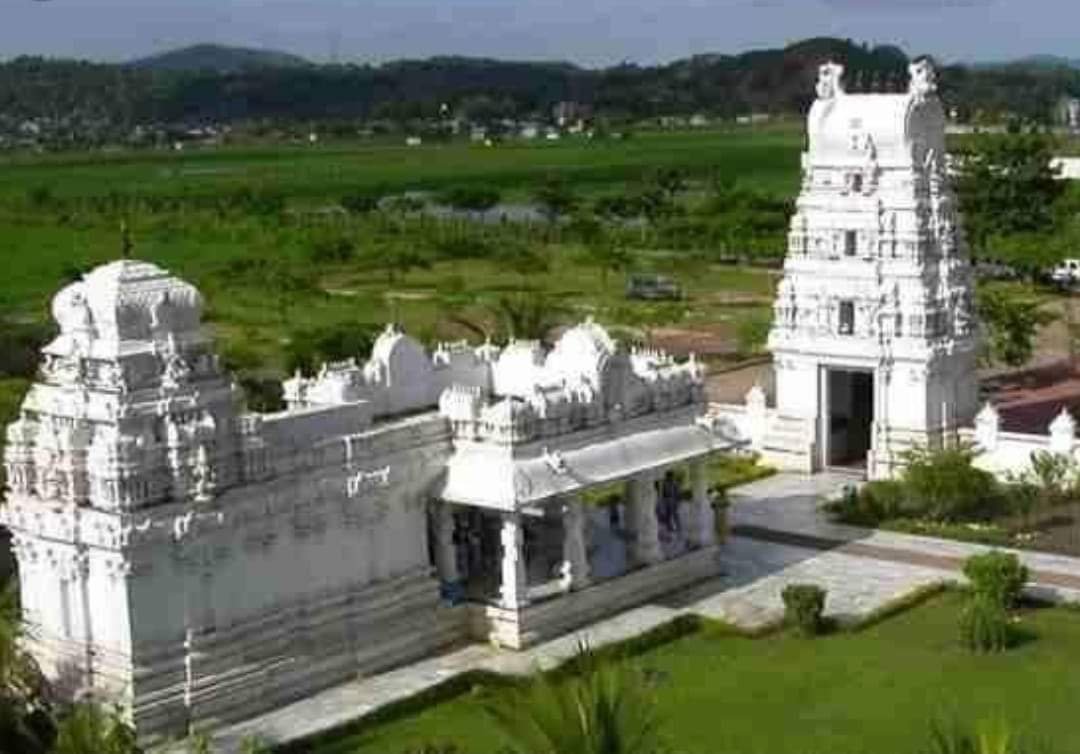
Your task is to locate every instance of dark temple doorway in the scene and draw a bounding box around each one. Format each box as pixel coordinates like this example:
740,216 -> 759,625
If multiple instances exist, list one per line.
826,368 -> 874,468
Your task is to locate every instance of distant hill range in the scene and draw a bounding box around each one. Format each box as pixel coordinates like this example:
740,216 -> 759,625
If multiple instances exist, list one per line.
129,44 -> 312,73
974,54 -> 1080,72
0,37 -> 1076,139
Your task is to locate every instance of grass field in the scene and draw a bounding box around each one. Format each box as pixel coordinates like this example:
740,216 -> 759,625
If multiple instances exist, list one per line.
0,127 -> 803,205
0,128 -> 797,387
308,591 -> 1080,754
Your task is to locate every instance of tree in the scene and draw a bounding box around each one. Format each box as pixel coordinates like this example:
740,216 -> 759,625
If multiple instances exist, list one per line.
340,188 -> 384,214
285,322 -> 377,376
52,702 -> 139,754
438,185 -> 501,216
976,285 -> 1057,367
735,311 -> 772,357
582,241 -> 631,289
485,644 -> 665,754
533,177 -> 579,224
953,131 -> 1065,255
444,291 -> 568,344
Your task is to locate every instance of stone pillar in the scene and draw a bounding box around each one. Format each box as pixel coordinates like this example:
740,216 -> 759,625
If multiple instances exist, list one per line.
560,495 -> 590,591
627,474 -> 662,567
687,460 -> 715,549
434,501 -> 459,583
499,513 -> 529,609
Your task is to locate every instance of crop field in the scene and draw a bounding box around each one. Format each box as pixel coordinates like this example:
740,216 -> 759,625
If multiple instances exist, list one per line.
0,127 -> 800,420
0,126 -> 802,205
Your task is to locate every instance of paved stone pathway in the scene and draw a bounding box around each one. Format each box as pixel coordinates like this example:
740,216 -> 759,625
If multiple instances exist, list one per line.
187,471 -> 1080,752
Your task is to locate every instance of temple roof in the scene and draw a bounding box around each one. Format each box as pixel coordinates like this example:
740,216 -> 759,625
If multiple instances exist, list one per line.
438,411 -> 741,510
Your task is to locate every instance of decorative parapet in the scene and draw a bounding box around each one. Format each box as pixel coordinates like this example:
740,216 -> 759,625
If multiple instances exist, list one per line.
438,322 -> 705,446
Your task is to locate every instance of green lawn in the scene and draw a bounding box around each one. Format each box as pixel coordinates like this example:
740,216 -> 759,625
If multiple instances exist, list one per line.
312,591 -> 1080,754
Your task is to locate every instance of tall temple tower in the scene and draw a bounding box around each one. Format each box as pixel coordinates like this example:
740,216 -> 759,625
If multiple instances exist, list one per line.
763,58 -> 979,478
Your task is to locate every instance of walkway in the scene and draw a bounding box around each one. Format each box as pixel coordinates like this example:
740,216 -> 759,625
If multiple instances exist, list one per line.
191,472 -> 1080,752
728,472 -> 1080,603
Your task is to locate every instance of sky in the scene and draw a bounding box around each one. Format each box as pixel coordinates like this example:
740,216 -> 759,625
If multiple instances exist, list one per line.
2,0 -> 1077,67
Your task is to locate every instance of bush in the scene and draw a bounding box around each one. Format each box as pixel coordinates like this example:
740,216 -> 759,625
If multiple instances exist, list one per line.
307,234 -> 355,264
340,189 -> 383,214
781,584 -> 827,637
963,551 -> 1029,609
828,479 -> 907,526
734,312 -> 771,357
959,595 -> 1011,653
901,446 -> 1003,523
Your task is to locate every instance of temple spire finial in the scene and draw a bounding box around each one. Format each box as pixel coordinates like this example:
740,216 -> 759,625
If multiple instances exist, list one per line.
120,220 -> 133,260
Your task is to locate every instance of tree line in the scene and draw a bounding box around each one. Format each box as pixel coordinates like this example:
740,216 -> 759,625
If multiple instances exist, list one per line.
3,37 -> 1080,149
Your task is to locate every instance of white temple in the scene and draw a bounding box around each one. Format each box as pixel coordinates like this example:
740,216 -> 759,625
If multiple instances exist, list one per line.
0,260 -> 734,740
721,58 -> 980,478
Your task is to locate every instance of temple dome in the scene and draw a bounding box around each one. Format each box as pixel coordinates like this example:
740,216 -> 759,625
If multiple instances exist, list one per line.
545,319 -> 617,384
50,260 -> 203,348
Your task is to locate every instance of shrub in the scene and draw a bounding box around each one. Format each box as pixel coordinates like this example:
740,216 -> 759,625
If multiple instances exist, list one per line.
307,234 -> 355,264
1027,450 -> 1078,505
340,189 -> 383,214
963,551 -> 1028,609
901,446 -> 1003,522
828,479 -> 906,526
959,595 -> 1011,653
781,584 -> 827,637
734,312 -> 771,357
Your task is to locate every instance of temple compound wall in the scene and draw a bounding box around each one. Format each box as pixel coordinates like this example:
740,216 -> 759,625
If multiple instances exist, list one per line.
710,59 -> 981,479
1,261 -> 734,741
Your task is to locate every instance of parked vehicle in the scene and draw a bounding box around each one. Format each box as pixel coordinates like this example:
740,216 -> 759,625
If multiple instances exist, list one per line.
626,274 -> 682,300
1051,258 -> 1080,288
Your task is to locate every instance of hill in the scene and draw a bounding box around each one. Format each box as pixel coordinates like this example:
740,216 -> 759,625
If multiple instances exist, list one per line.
0,37 -> 1077,146
129,43 -> 311,73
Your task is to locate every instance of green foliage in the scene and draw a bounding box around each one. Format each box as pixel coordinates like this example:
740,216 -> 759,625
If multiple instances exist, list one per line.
52,702 -> 139,754
976,285 -> 1057,368
734,311 -> 771,356
958,595 -> 1012,654
340,189 -> 384,214
237,377 -> 285,413
0,582 -> 52,754
532,176 -> 579,223
284,322 -> 377,377
307,233 -> 355,264
485,644 -> 666,754
954,131 -> 1065,250
963,551 -> 1029,610
238,735 -> 272,754
901,445 -> 1003,523
437,185 -> 501,213
829,479 -> 909,526
0,318 -> 55,379
1025,450 -> 1079,505
923,718 -> 1042,754
780,584 -> 827,637
186,730 -> 213,754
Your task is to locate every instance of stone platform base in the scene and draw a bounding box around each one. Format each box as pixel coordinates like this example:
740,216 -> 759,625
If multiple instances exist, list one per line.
469,546 -> 721,650
45,568 -> 466,745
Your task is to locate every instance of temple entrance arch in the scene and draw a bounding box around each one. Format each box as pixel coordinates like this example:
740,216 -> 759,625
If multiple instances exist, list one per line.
823,367 -> 874,469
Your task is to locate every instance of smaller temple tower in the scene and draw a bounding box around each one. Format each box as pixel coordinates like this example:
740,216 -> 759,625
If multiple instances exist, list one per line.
762,58 -> 979,478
